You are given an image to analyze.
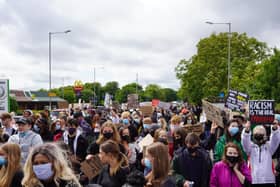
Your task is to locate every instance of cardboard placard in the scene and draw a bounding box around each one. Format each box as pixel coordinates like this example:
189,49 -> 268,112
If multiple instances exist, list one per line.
183,123 -> 203,136
249,100 -> 274,124
80,155 -> 103,180
138,134 -> 154,153
158,101 -> 171,110
225,90 -> 249,111
139,106 -> 153,117
127,94 -> 139,109
202,100 -> 224,128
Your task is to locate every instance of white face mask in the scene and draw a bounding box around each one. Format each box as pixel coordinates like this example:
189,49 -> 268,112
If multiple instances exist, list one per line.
33,163 -> 54,180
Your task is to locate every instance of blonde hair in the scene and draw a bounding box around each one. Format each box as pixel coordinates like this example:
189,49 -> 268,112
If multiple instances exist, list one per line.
0,143 -> 21,187
96,121 -> 121,145
171,115 -> 181,125
143,117 -> 152,124
100,140 -> 128,176
22,143 -> 81,187
121,111 -> 130,119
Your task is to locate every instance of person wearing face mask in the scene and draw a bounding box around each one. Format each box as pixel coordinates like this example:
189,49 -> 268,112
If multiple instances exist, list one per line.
173,127 -> 188,156
145,142 -> 176,187
119,127 -> 139,170
63,118 -> 88,175
87,121 -> 125,159
0,143 -> 23,187
172,133 -> 212,187
169,115 -> 182,135
8,117 -> 43,165
33,118 -> 53,142
210,142 -> 252,187
51,118 -> 66,141
22,143 -> 81,187
214,119 -> 247,163
121,112 -> 138,142
242,121 -> 280,187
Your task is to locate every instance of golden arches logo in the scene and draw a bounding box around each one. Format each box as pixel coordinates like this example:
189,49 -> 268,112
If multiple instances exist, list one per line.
73,80 -> 83,91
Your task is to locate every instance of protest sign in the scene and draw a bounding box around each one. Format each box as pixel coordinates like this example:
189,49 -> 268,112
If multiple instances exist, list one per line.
184,123 -> 203,136
202,100 -> 224,128
127,94 -> 139,109
152,99 -> 160,107
0,79 -> 9,114
249,100 -> 274,124
80,155 -> 103,180
138,134 -> 154,153
225,90 -> 249,111
139,106 -> 153,117
158,101 -> 171,110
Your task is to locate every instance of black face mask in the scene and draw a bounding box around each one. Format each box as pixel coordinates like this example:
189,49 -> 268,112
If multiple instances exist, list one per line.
158,138 -> 168,145
187,147 -> 198,154
254,134 -> 265,145
68,127 -> 76,135
103,132 -> 113,139
121,135 -> 130,142
226,155 -> 239,164
174,137 -> 183,146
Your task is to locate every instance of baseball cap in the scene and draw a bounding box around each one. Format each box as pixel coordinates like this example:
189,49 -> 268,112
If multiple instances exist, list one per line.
16,118 -> 31,125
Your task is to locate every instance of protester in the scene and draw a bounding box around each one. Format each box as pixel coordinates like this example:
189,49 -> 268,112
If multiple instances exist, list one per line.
8,117 -> 43,164
51,118 -> 66,141
95,140 -> 129,187
0,143 -> 23,187
214,119 -> 247,162
242,121 -> 280,187
0,112 -> 17,137
173,127 -> 188,155
120,111 -> 138,142
145,142 -> 176,187
23,110 -> 33,118
87,120 -> 124,156
172,133 -> 212,187
119,126 -> 139,169
139,117 -> 153,137
33,117 -> 53,142
153,128 -> 168,145
63,118 -> 88,167
22,143 -> 81,187
210,142 -> 252,187
169,115 -> 182,135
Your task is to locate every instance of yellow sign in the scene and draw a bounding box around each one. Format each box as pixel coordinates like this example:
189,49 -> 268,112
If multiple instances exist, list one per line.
48,92 -> 56,97
74,80 -> 83,91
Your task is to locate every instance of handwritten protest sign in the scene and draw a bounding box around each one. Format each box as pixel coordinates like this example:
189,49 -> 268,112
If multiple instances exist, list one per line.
139,106 -> 153,117
225,90 -> 249,111
184,123 -> 203,136
249,100 -> 274,124
127,94 -> 139,109
202,100 -> 224,128
80,155 -> 103,180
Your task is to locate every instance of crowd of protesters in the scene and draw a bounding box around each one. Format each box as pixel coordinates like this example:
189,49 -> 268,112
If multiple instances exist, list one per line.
0,105 -> 279,187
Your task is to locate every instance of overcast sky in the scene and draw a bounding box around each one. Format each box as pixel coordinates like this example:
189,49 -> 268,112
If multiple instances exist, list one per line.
0,0 -> 279,91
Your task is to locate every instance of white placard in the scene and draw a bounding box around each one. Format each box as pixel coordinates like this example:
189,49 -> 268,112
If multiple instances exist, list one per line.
0,79 -> 9,114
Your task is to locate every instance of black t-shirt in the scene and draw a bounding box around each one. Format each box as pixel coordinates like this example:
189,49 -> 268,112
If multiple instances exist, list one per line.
97,165 -> 129,187
10,170 -> 24,187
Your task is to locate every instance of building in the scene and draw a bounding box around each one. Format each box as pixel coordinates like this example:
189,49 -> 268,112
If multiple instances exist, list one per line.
10,90 -> 68,110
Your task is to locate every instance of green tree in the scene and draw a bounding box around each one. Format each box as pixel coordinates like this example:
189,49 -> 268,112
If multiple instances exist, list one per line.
81,89 -> 94,103
115,83 -> 143,103
143,84 -> 163,101
176,32 -> 270,104
161,88 -> 178,102
252,48 -> 280,102
103,81 -> 119,99
9,96 -> 18,112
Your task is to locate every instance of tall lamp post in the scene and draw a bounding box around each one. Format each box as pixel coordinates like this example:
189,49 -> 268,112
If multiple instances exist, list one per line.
49,30 -> 71,110
206,21 -> 231,92
93,66 -> 104,106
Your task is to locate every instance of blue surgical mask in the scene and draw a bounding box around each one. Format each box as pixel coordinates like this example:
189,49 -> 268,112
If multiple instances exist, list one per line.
122,119 -> 129,125
0,156 -> 7,166
144,158 -> 152,170
143,124 -> 151,129
33,163 -> 54,180
55,124 -> 61,130
229,127 -> 239,136
33,124 -> 40,132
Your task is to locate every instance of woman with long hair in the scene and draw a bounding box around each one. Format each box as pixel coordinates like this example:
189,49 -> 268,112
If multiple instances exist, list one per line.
96,140 -> 129,187
214,119 -> 247,162
22,143 -> 81,187
0,143 -> 23,187
210,142 -> 252,187
145,142 -> 175,187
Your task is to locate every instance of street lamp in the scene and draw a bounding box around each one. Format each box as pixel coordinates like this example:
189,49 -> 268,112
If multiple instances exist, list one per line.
93,66 -> 104,106
206,21 -> 231,92
49,30 -> 71,110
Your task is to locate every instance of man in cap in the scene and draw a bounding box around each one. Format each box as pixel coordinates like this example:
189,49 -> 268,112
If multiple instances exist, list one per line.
8,117 -> 43,164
